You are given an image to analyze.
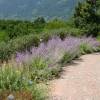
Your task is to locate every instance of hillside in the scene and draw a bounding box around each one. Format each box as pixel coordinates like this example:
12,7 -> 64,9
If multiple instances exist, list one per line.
0,0 -> 82,20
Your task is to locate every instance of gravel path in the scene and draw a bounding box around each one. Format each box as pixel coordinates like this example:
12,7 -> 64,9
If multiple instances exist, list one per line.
49,53 -> 100,100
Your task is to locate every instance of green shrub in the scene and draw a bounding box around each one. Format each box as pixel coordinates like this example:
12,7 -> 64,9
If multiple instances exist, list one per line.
0,66 -> 26,91
0,20 -> 37,39
43,27 -> 84,39
32,84 -> 48,100
0,34 -> 40,61
0,63 -> 48,100
0,31 -> 9,42
26,57 -> 61,82
0,42 -> 13,62
10,34 -> 40,51
45,19 -> 67,29
33,17 -> 46,33
60,53 -> 74,65
41,33 -> 52,42
30,57 -> 48,70
79,44 -> 93,54
73,0 -> 100,37
97,34 -> 100,41
28,67 -> 61,82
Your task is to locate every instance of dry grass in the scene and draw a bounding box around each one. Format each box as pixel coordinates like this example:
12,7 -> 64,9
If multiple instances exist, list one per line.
0,91 -> 33,100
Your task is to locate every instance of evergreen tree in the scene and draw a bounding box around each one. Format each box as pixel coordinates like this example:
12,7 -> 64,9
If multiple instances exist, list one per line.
34,17 -> 46,27
33,17 -> 46,33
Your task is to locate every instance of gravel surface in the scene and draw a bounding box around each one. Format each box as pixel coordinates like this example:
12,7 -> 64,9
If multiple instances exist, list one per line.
49,53 -> 100,100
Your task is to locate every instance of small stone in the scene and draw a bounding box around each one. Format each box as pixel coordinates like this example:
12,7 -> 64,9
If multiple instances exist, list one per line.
7,94 -> 15,100
28,80 -> 33,85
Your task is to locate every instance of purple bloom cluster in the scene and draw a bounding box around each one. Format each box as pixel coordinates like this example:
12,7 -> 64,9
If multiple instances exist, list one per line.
16,37 -> 100,66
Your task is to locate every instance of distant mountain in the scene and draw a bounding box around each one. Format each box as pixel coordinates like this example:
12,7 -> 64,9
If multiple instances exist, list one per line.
0,0 -> 83,20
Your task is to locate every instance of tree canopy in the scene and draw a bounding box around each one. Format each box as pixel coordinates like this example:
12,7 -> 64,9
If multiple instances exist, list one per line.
74,0 -> 100,36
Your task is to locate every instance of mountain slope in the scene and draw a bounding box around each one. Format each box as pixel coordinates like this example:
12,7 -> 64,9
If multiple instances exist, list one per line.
0,0 -> 82,20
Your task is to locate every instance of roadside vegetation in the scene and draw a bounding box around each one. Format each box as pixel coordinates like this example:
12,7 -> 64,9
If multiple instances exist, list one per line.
0,0 -> 100,99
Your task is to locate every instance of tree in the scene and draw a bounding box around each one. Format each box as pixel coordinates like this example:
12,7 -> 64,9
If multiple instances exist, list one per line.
34,17 -> 46,25
74,0 -> 100,36
33,17 -> 46,33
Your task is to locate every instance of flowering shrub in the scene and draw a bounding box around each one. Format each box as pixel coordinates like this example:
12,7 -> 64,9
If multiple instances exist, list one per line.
0,36 -> 99,99
15,36 -> 100,82
16,37 -> 100,67
0,34 -> 40,62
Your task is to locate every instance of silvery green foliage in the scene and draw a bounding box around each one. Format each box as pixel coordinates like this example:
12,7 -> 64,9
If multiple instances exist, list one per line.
16,36 -> 100,67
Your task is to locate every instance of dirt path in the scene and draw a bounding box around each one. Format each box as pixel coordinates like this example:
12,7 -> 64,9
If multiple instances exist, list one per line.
49,53 -> 100,100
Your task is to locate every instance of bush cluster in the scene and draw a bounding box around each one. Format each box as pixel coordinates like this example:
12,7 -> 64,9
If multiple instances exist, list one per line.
0,64 -> 48,100
0,17 -> 46,42
0,34 -> 40,62
0,27 -> 84,62
0,36 -> 99,99
74,0 -> 100,36
0,56 -> 60,99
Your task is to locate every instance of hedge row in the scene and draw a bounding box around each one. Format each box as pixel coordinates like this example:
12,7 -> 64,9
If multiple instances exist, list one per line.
0,28 -> 85,62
